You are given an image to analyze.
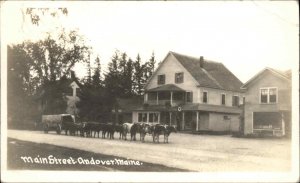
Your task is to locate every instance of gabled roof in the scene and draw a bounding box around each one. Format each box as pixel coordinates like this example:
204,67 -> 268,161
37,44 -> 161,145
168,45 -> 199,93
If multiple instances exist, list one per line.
146,84 -> 185,92
67,71 -> 83,88
241,67 -> 291,89
144,51 -> 244,92
170,52 -> 244,92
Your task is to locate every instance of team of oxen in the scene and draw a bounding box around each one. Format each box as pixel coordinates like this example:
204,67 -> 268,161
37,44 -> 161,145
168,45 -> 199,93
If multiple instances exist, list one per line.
63,122 -> 177,143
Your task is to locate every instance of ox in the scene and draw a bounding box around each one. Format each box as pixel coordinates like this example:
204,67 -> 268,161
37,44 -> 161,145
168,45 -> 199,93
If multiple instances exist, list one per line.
152,124 -> 177,143
139,123 -> 153,143
115,124 -> 124,139
101,123 -> 116,139
64,122 -> 84,136
122,122 -> 141,141
81,122 -> 102,138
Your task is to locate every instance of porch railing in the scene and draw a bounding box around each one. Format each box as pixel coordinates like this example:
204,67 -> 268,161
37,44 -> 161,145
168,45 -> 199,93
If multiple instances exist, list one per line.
145,100 -> 185,106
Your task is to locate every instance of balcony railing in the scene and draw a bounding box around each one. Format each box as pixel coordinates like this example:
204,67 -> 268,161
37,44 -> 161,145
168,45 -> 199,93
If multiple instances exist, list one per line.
146,99 -> 185,106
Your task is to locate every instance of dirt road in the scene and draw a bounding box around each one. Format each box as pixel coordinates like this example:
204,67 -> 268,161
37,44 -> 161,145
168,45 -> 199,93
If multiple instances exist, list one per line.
7,130 -> 291,172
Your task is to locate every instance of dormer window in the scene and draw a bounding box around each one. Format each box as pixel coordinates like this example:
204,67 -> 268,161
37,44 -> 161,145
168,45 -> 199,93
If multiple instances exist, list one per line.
157,74 -> 165,85
175,72 -> 184,83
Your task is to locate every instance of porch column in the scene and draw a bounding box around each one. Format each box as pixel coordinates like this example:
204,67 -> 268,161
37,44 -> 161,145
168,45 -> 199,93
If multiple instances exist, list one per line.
169,112 -> 172,125
156,92 -> 158,105
196,111 -> 199,131
182,112 -> 185,130
281,112 -> 285,136
158,113 -> 160,124
170,91 -> 173,106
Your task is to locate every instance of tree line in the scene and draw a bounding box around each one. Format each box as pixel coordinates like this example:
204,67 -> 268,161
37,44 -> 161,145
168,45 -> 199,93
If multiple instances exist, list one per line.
7,29 -> 157,127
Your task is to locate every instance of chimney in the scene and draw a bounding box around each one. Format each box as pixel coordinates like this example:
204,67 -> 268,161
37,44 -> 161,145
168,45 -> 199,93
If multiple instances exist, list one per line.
199,56 -> 204,68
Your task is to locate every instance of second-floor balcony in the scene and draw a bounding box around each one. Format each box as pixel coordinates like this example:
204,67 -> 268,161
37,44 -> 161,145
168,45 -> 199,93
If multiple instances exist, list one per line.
144,84 -> 191,107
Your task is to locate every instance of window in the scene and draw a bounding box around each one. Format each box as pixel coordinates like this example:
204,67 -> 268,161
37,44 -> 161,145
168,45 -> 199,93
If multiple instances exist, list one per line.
203,91 -> 208,103
260,88 -> 277,104
186,92 -> 193,103
260,89 -> 268,103
223,116 -> 231,120
221,94 -> 226,105
157,74 -> 165,85
173,92 -> 184,101
269,88 -> 277,103
232,96 -> 239,106
149,113 -> 159,123
175,72 -> 184,83
138,113 -> 147,122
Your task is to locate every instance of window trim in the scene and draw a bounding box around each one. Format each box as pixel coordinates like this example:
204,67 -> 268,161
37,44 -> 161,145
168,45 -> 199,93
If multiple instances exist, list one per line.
175,72 -> 184,83
259,87 -> 278,104
138,112 -> 148,123
148,112 -> 159,123
157,74 -> 166,85
202,91 -> 208,104
138,112 -> 160,123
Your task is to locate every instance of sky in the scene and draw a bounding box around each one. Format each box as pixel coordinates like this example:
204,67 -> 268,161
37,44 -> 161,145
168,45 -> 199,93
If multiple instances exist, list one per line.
2,1 -> 299,82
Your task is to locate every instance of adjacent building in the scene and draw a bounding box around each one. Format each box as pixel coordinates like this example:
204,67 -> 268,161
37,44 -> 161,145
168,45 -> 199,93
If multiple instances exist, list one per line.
112,97 -> 144,124
241,68 -> 291,136
132,51 -> 245,132
37,71 -> 82,118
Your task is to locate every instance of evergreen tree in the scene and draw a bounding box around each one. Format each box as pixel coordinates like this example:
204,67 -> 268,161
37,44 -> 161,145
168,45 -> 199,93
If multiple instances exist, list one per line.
148,51 -> 156,78
86,54 -> 92,85
133,54 -> 145,95
124,58 -> 134,96
144,52 -> 156,81
92,56 -> 102,87
104,51 -> 122,97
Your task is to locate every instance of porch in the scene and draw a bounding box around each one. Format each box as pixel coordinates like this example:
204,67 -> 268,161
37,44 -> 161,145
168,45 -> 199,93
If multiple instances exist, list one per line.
144,84 -> 191,107
133,103 -> 242,132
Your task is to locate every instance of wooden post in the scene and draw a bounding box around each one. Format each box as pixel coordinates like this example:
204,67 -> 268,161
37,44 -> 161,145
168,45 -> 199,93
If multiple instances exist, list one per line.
182,112 -> 185,130
281,112 -> 285,136
170,91 -> 173,106
196,111 -> 199,131
169,112 -> 172,125
156,92 -> 159,105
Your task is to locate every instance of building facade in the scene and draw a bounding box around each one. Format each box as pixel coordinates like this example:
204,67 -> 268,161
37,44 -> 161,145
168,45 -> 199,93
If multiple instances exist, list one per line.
241,68 -> 291,136
132,52 -> 245,132
112,97 -> 144,124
